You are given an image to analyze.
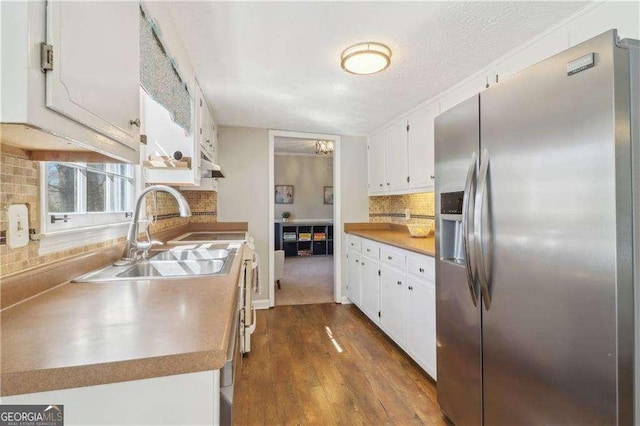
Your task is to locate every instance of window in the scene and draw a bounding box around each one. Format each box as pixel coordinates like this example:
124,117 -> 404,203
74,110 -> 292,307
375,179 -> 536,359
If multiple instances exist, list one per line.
44,162 -> 135,232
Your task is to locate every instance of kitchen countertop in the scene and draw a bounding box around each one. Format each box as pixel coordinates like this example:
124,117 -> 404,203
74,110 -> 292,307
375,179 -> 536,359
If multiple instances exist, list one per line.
344,223 -> 435,257
0,223 -> 248,397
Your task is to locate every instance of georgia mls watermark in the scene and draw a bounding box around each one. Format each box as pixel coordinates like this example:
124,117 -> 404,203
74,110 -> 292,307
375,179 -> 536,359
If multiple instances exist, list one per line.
0,405 -> 64,426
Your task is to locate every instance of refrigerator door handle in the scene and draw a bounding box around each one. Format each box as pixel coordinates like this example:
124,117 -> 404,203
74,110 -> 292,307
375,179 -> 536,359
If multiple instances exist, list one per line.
474,149 -> 492,309
462,152 -> 479,306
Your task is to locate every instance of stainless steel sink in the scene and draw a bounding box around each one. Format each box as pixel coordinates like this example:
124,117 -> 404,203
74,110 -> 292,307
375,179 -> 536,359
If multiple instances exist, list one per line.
117,259 -> 226,278
72,247 -> 237,282
148,248 -> 230,261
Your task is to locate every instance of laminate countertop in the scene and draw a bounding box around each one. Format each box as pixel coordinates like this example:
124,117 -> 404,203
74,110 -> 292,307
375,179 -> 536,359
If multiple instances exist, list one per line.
0,223 -> 248,397
344,223 -> 435,257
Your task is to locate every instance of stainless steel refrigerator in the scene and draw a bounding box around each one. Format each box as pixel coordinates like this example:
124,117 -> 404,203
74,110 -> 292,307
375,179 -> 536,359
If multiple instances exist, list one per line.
434,29 -> 638,425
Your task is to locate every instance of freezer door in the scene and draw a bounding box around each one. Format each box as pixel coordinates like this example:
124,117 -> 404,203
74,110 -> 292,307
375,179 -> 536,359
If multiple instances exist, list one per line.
479,30 -> 634,425
435,95 -> 482,426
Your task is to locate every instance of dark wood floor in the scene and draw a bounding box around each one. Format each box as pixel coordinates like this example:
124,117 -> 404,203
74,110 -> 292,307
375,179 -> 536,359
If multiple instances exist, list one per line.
233,303 -> 447,425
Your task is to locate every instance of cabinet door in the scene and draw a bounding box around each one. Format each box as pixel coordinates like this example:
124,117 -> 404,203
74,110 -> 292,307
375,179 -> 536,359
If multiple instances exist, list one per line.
379,265 -> 407,346
407,102 -> 439,190
46,1 -> 139,149
440,74 -> 487,113
406,277 -> 437,379
492,28 -> 569,84
367,130 -> 386,193
571,1 -> 640,43
346,252 -> 362,306
384,120 -> 409,191
360,258 -> 380,325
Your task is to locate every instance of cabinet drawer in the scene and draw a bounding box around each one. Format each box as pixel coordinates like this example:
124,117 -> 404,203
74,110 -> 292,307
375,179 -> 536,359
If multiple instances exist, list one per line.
380,246 -> 406,270
407,254 -> 435,281
361,239 -> 380,259
347,235 -> 361,252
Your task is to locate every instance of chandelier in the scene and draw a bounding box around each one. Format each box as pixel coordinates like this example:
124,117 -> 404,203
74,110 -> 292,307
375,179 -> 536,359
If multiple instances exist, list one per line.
315,140 -> 334,155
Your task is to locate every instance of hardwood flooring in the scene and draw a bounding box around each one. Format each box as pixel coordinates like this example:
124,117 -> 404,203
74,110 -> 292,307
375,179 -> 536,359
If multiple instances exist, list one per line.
233,303 -> 446,426
275,256 -> 334,306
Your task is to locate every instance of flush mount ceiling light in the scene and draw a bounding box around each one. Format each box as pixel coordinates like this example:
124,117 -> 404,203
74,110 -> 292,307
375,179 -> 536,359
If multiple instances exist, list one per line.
315,140 -> 334,155
341,42 -> 392,75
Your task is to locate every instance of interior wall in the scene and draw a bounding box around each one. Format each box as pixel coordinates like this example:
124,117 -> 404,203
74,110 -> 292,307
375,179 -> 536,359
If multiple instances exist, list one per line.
216,126 -> 270,302
339,135 -> 369,296
274,154 -> 333,221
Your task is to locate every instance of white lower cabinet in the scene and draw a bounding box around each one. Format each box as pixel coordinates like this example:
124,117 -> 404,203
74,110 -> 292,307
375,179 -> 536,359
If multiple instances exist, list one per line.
380,264 -> 407,346
406,276 -> 437,379
344,235 -> 437,380
346,251 -> 362,307
360,254 -> 381,326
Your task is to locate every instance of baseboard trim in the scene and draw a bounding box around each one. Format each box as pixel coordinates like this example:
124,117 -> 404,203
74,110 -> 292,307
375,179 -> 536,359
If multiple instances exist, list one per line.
253,299 -> 270,310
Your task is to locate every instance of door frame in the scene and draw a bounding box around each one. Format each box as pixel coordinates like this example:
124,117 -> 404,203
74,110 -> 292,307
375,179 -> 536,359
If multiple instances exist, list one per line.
268,130 -> 342,307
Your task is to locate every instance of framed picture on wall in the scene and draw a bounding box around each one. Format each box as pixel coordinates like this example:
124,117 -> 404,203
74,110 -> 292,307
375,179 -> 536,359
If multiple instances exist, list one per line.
275,185 -> 294,204
324,186 -> 334,205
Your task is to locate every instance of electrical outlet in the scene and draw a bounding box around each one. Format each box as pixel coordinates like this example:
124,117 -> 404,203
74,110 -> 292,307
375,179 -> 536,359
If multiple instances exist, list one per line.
404,208 -> 410,220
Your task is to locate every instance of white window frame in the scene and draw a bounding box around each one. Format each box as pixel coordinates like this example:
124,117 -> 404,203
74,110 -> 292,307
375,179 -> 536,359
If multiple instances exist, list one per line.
38,162 -> 142,255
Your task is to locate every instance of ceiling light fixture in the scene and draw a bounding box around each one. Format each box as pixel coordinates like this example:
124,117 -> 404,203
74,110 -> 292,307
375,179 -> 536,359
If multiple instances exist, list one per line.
315,140 -> 334,155
341,42 -> 392,75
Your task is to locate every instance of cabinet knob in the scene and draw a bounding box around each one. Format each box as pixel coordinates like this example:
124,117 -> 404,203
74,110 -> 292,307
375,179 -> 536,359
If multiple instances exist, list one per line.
408,286 -> 413,291
388,256 -> 392,260
362,262 -> 365,266
419,267 -> 424,273
356,260 -> 359,264
397,281 -> 402,285
130,118 -> 141,127
386,182 -> 390,186
430,175 -> 435,180
366,248 -> 370,252
379,184 -> 383,187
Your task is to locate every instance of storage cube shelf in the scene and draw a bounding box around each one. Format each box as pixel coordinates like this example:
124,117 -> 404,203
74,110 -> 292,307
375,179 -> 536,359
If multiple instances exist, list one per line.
275,223 -> 334,257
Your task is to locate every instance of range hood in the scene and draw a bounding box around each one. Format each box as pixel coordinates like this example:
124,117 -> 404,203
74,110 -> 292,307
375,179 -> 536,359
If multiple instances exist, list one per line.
201,157 -> 225,178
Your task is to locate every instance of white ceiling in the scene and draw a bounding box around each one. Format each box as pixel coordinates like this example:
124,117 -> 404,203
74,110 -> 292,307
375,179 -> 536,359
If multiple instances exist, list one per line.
168,1 -> 588,136
274,137 -> 333,156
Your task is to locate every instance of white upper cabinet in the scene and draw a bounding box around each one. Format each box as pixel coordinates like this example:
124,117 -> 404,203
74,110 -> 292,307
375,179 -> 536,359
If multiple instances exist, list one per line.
440,74 -> 487,113
143,88 -> 200,187
491,28 -> 570,84
0,1 -> 139,163
367,129 -> 386,193
407,101 -> 439,191
196,86 -> 217,163
46,1 -> 140,151
570,1 -> 640,44
384,120 -> 409,192
368,102 -> 439,195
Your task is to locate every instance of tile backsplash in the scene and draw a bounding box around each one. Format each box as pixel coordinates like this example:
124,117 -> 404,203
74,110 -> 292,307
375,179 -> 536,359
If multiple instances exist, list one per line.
0,148 -> 217,277
369,192 -> 435,227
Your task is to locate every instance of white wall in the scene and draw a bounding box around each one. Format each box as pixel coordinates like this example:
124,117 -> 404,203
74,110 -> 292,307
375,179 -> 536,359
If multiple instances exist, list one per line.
216,126 -> 270,302
339,135 -> 369,296
274,155 -> 333,221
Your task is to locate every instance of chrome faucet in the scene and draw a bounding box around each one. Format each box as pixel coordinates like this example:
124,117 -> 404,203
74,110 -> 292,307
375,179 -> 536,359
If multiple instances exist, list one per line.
119,185 -> 192,264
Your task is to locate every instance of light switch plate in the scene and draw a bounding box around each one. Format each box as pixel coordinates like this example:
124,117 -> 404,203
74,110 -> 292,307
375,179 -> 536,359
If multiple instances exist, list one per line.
7,204 -> 29,248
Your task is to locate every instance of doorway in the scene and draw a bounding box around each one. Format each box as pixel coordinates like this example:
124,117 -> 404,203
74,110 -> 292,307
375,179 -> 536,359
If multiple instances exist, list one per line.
268,130 -> 342,308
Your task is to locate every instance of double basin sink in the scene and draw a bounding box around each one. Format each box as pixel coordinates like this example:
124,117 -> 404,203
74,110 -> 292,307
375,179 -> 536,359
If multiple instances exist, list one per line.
73,247 -> 238,283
